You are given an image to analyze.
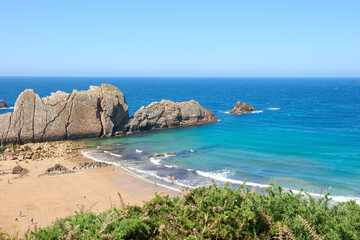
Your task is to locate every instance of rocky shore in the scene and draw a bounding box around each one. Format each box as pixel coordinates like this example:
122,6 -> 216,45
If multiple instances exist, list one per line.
0,84 -> 217,146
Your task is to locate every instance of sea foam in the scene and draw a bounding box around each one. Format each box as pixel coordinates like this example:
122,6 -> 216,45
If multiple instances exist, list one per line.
196,170 -> 270,188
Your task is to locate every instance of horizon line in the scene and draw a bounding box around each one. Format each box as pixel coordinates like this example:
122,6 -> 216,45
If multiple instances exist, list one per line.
0,75 -> 359,78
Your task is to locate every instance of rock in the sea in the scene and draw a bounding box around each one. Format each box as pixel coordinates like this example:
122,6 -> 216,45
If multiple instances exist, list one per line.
0,84 -> 128,146
123,100 -> 217,132
0,100 -> 9,108
147,153 -> 166,159
229,101 -> 256,114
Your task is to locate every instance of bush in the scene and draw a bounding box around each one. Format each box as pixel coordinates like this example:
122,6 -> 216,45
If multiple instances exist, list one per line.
25,182 -> 360,239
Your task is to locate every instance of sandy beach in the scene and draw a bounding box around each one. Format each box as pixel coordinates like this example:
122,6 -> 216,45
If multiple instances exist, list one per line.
0,143 -> 178,237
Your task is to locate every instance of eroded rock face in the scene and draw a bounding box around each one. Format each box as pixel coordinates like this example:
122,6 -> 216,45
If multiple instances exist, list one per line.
0,100 -> 9,108
122,100 -> 217,132
0,84 -> 128,146
229,101 -> 256,114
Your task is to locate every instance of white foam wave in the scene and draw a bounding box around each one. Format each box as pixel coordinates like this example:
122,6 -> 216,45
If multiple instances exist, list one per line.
82,151 -> 119,165
149,157 -> 162,165
110,153 -> 122,157
0,107 -> 14,110
267,107 -> 280,110
289,189 -> 360,204
82,151 -> 360,204
104,150 -> 122,158
196,170 -> 270,188
190,149 -> 195,153
164,164 -> 178,169
224,111 -> 230,114
128,167 -> 194,190
252,110 -> 263,114
135,149 -> 143,153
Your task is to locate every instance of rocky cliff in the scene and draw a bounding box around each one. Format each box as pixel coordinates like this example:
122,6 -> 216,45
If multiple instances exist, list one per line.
0,84 -> 128,146
229,101 -> 256,114
122,100 -> 217,132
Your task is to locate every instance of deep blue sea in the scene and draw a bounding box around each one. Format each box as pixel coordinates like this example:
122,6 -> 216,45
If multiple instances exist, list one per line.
1,77 -> 360,202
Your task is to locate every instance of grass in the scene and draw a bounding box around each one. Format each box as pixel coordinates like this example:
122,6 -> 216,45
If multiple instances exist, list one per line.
5,181 -> 357,240
0,146 -> 18,154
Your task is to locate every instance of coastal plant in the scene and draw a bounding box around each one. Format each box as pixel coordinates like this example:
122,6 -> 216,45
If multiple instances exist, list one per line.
24,182 -> 360,239
0,228 -> 18,240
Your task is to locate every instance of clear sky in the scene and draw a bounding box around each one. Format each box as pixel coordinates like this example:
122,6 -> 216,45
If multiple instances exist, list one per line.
0,1 -> 359,77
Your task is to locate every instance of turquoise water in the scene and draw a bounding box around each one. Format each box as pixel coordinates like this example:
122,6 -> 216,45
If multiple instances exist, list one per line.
1,77 -> 360,202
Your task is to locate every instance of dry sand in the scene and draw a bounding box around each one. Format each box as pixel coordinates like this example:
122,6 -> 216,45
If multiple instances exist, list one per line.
0,153 -> 178,237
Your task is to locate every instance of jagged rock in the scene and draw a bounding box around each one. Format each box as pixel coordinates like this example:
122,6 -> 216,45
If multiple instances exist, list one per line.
45,164 -> 72,174
229,101 -> 256,114
167,152 -> 176,156
123,100 -> 217,132
12,165 -> 28,175
0,84 -> 128,146
0,100 -> 9,108
147,153 -> 166,159
72,161 -> 109,170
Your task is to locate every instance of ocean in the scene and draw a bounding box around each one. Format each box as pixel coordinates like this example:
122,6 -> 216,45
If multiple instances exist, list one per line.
1,77 -> 359,203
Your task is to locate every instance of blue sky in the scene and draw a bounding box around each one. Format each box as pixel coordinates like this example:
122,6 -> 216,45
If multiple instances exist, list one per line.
0,1 -> 359,77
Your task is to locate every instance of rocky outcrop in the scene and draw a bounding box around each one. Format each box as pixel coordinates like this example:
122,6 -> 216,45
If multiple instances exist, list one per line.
0,100 -> 9,108
39,164 -> 73,176
229,101 -> 256,114
122,100 -> 217,132
72,161 -> 109,170
0,84 -> 128,146
0,84 -> 218,146
12,165 -> 28,175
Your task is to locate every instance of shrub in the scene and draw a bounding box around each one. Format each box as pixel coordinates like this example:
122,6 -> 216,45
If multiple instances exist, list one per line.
25,182 -> 360,239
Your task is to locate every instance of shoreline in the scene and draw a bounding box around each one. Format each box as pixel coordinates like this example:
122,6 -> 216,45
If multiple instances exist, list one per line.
82,148 -> 360,205
0,142 -> 179,237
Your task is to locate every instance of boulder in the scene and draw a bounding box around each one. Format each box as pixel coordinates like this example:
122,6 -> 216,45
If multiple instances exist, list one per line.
0,84 -> 128,146
0,100 -> 9,108
229,101 -> 256,114
123,100 -> 217,132
12,165 -> 29,175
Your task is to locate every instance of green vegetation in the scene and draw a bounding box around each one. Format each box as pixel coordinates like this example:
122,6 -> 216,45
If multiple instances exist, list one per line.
0,146 -> 17,154
0,147 -> 7,154
4,182 -> 360,240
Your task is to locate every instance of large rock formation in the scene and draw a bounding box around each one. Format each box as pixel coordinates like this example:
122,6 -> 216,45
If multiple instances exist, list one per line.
122,100 -> 217,132
0,100 -> 9,108
0,84 -> 128,146
229,101 -> 256,114
0,84 -> 218,146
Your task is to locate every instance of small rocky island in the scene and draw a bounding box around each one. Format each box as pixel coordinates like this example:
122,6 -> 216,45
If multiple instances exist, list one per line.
229,101 -> 256,114
0,100 -> 9,108
0,84 -> 217,146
